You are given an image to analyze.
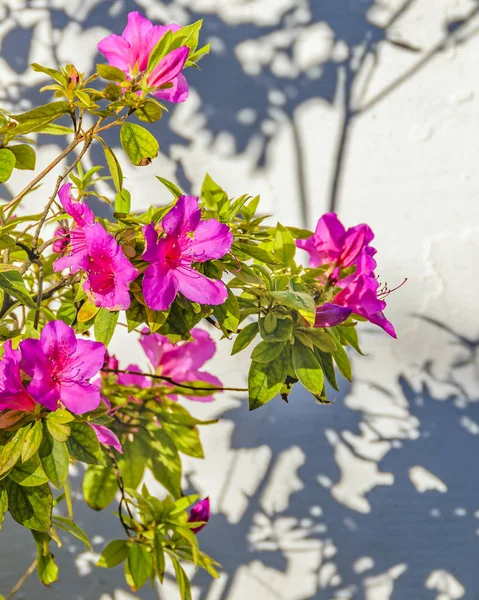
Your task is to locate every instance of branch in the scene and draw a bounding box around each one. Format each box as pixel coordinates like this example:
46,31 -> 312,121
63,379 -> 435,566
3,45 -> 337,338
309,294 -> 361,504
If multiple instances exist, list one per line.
6,559 -> 37,600
101,368 -> 248,393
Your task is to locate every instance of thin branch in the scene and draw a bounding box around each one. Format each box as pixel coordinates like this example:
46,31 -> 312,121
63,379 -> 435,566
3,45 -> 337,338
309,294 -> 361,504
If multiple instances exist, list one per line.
6,558 -> 37,600
102,368 -> 248,393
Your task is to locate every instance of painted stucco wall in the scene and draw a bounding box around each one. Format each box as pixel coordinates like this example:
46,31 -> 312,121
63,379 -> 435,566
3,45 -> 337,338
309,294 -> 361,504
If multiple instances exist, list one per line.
1,1 -> 479,599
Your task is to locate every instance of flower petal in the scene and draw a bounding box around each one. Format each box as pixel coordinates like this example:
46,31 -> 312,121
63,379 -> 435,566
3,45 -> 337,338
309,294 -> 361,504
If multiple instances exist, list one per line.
186,219 -> 233,261
117,364 -> 149,388
97,33 -> 131,73
59,381 -> 101,415
74,340 -> 106,379
40,320 -> 77,360
121,11 -> 155,70
149,47 -> 189,89
153,72 -> 189,103
314,303 -> 352,328
176,266 -> 228,306
139,331 -> 172,370
90,424 -> 123,453
161,195 -> 201,237
182,371 -> 222,403
143,263 -> 179,311
188,498 -> 210,533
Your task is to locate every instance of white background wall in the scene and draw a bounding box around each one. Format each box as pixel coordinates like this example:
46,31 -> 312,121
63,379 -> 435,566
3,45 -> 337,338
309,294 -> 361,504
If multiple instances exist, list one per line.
1,1 -> 479,599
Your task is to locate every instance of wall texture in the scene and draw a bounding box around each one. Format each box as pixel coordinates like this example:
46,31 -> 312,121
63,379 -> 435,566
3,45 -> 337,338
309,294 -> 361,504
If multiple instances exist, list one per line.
1,1 -> 479,599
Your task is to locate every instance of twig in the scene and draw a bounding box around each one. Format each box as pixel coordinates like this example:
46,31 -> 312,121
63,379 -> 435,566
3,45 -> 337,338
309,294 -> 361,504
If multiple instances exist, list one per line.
102,368 -> 248,393
6,558 -> 38,600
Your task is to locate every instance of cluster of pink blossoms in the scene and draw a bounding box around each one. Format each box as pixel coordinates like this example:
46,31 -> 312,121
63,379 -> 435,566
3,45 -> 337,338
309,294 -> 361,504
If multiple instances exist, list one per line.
299,213 -> 396,338
110,327 -> 222,403
0,320 -> 121,451
97,11 -> 190,103
54,188 -> 232,312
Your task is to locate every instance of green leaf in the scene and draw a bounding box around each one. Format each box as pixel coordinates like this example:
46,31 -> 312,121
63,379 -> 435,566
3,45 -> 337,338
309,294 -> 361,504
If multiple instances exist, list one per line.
6,479 -> 52,531
127,544 -> 153,591
299,327 -> 337,353
0,481 -> 7,529
83,464 -> 117,510
135,99 -> 163,123
333,343 -> 352,382
201,173 -> 228,209
170,554 -> 192,600
248,347 -> 290,410
10,454 -> 48,487
232,321 -> 258,355
258,317 -> 293,342
292,343 -> 324,394
94,309 -> 119,346
162,422 -> 204,459
339,324 -> 364,354
35,534 -> 59,586
97,64 -> 127,82
315,349 -> 339,391
120,123 -> 159,166
99,138 -> 123,192
0,269 -> 36,309
147,30 -> 174,72
52,516 -> 92,550
0,149 -> 16,183
36,123 -> 75,135
31,63 -> 68,86
57,302 -> 76,325
156,176 -> 182,198
12,101 -> 70,135
263,311 -> 277,334
234,242 -> 282,266
212,289 -> 239,333
45,419 -> 70,443
8,144 -> 36,170
270,291 -> 316,325
39,430 -> 69,488
274,223 -> 296,263
148,430 -> 182,498
66,422 -> 105,465
241,195 -> 260,221
153,530 -> 166,582
0,425 -> 31,476
22,421 -> 43,463
97,539 -> 130,568
117,440 -> 145,490
251,339 -> 286,363
114,189 -> 131,214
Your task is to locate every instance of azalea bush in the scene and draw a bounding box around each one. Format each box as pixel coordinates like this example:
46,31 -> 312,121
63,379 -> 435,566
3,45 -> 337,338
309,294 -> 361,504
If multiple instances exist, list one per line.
0,11 -> 396,599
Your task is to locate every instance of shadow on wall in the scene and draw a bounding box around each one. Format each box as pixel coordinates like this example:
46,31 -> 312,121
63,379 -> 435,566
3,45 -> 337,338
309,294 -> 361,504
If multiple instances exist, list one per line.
2,0 -> 476,223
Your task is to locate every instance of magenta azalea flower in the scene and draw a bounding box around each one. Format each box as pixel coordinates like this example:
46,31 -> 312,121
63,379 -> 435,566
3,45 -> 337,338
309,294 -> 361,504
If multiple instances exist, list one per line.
314,303 -> 352,328
53,183 -> 95,273
90,424 -> 122,454
97,12 -> 189,103
142,195 -> 232,311
0,341 -> 36,412
140,327 -> 222,402
188,497 -> 210,533
82,224 -> 138,311
297,212 -> 373,269
117,364 -> 148,388
334,248 -> 396,338
20,320 -> 106,415
52,225 -> 70,255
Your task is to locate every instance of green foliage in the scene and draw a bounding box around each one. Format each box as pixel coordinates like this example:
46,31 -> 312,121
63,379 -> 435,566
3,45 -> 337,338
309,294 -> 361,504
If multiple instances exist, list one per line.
0,15 -> 378,599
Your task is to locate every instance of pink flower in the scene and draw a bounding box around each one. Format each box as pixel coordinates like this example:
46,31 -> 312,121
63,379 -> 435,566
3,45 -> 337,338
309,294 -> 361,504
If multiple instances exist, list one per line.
53,184 -> 138,310
82,224 -> 138,311
90,424 -> 122,454
188,498 -> 210,533
334,249 -> 396,338
97,12 -> 189,103
314,303 -> 352,328
53,183 -> 95,273
0,341 -> 36,412
52,225 -> 70,255
142,196 -> 232,311
20,320 -> 106,415
117,364 -> 149,388
297,212 -> 373,270
140,327 -> 222,402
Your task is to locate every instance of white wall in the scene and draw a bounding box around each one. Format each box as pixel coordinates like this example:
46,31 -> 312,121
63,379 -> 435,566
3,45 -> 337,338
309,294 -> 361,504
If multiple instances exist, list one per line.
1,1 -> 479,599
